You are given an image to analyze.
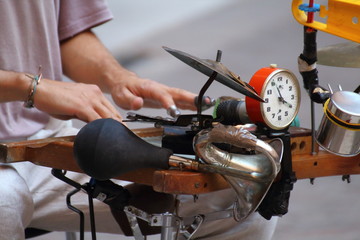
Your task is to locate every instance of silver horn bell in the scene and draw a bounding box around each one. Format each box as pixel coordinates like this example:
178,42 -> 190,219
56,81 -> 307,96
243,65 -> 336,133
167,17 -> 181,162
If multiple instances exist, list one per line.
194,124 -> 283,222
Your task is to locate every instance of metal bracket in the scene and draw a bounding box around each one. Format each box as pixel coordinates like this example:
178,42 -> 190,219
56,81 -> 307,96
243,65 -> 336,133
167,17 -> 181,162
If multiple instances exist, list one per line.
123,205 -> 234,240
124,206 -> 180,240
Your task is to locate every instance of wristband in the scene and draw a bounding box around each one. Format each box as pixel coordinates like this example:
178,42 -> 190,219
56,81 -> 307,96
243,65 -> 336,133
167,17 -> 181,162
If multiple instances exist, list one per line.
24,66 -> 42,108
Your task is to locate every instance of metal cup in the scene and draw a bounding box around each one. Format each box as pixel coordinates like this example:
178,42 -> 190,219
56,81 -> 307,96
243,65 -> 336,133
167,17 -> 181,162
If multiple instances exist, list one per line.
316,91 -> 360,157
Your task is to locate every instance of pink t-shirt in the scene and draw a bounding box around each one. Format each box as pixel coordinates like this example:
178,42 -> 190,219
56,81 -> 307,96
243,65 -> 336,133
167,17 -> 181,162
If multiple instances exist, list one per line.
0,0 -> 112,140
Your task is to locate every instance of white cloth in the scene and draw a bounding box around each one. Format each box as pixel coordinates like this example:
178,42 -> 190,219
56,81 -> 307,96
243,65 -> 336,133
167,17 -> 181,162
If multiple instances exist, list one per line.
0,165 -> 33,240
176,190 -> 278,240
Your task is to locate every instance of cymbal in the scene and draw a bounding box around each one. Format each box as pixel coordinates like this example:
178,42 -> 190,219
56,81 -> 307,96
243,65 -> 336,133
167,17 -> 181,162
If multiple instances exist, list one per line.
163,46 -> 264,102
317,42 -> 360,68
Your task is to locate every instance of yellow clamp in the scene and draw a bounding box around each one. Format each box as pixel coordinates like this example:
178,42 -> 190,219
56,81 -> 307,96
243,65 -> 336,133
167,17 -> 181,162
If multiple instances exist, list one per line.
292,0 -> 360,43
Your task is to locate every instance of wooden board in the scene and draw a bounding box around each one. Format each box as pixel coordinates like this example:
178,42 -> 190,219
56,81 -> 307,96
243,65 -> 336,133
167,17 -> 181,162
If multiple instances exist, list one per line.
0,127 -> 359,195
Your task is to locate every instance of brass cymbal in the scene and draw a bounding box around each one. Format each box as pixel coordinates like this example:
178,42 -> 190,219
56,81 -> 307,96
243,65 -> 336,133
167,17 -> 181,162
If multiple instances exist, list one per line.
163,46 -> 264,102
317,42 -> 360,68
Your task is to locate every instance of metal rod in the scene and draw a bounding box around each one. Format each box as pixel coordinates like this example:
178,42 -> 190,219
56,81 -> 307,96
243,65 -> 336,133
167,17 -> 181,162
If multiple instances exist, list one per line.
160,213 -> 175,240
66,188 -> 85,240
196,50 -> 222,128
51,169 -> 82,189
87,186 -> 97,240
196,50 -> 222,105
310,101 -> 316,155
215,50 -> 222,62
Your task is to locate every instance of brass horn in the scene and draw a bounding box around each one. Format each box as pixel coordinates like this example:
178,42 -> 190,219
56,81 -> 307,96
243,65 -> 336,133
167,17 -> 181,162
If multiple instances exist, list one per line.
74,118 -> 254,180
74,119 -> 283,222
194,124 -> 282,221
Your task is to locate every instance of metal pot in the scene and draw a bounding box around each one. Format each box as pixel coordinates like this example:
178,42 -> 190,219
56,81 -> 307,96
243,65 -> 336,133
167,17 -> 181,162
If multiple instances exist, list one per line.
316,91 -> 360,157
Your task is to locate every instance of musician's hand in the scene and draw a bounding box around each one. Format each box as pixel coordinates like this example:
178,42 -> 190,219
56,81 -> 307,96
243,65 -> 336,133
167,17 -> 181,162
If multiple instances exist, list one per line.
110,73 -> 197,111
34,79 -> 122,122
60,30 -> 198,115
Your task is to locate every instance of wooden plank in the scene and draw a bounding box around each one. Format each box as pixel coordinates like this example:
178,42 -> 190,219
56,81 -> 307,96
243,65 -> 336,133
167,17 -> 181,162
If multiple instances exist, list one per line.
293,151 -> 360,179
26,141 -> 81,173
153,170 -> 228,194
0,136 -> 75,163
0,127 -> 359,195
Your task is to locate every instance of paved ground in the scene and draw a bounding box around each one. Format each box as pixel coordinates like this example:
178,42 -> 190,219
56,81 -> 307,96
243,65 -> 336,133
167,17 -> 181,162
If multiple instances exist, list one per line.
33,0 -> 360,239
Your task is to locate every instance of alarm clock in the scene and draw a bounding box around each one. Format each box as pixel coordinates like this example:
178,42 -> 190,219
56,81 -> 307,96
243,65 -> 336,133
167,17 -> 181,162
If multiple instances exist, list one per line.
245,66 -> 301,130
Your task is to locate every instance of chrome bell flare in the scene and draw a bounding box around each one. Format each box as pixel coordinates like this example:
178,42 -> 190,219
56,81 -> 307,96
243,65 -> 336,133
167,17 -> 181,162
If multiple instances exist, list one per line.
193,124 -> 283,221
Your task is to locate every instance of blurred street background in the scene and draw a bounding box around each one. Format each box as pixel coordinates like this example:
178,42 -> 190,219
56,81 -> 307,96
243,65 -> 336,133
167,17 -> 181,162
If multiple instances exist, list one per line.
35,0 -> 360,239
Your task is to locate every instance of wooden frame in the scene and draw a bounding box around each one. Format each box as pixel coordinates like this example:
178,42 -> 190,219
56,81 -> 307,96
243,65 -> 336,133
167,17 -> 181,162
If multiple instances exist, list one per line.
0,127 -> 359,195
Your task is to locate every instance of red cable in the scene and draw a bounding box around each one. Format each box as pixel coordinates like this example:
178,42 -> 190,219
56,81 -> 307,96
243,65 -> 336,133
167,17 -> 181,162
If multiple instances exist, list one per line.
307,0 -> 315,23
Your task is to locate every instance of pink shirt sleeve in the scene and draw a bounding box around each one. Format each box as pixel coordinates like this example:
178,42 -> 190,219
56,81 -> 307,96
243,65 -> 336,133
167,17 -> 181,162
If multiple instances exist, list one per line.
58,0 -> 113,41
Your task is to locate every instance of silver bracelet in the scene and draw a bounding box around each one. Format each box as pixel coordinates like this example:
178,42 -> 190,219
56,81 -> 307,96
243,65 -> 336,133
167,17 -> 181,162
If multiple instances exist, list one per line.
24,66 -> 42,108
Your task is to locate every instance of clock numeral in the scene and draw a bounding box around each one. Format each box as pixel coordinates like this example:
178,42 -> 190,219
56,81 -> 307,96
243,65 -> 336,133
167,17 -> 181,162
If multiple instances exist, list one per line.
277,77 -> 283,82
289,86 -> 293,91
286,79 -> 289,84
265,98 -> 269,103
285,111 -> 288,116
291,94 -> 295,100
267,107 -> 271,112
272,113 -> 275,119
267,89 -> 272,95
271,81 -> 275,86
278,115 -> 282,121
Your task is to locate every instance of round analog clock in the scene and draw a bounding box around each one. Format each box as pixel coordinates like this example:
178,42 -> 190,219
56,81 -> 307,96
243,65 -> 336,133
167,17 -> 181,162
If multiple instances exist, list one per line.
245,66 -> 301,130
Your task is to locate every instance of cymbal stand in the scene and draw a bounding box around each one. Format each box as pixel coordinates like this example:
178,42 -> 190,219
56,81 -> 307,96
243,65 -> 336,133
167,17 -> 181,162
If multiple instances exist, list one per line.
195,50 -> 221,130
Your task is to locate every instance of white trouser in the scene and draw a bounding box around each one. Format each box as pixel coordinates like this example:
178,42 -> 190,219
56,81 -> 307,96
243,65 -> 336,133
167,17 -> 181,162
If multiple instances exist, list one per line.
0,118 -> 277,240
176,189 -> 278,240
1,118 -> 124,240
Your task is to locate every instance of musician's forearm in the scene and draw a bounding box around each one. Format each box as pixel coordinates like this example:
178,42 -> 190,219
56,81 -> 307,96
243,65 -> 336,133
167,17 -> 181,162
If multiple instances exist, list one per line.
60,30 -> 135,93
0,70 -> 31,102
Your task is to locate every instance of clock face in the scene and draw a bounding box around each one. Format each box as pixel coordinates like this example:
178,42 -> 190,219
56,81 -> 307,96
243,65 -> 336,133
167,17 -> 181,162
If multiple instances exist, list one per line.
261,70 -> 300,129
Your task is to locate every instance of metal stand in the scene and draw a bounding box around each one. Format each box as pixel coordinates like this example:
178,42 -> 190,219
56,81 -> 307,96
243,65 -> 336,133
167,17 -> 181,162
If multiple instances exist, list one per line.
51,168 -> 236,240
196,50 -> 221,129
52,169 -> 97,240
124,205 -> 234,240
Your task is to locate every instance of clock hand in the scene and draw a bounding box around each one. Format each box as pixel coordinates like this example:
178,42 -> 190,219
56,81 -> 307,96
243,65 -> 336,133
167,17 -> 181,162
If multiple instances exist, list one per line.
275,85 -> 284,100
275,84 -> 293,108
280,97 -> 293,108
283,101 -> 293,108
